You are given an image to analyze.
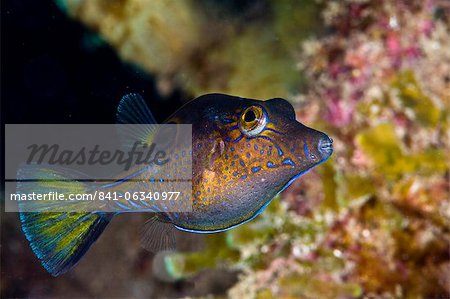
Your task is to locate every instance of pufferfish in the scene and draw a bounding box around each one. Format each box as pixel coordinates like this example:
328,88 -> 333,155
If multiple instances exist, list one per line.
18,93 -> 333,276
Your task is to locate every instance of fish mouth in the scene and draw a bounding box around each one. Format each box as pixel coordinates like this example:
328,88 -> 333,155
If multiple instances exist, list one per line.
318,135 -> 333,160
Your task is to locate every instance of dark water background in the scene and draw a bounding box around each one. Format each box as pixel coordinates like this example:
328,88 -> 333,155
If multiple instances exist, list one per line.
2,0 -> 185,125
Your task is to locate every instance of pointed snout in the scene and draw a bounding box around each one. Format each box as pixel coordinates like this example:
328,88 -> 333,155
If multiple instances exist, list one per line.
318,135 -> 333,160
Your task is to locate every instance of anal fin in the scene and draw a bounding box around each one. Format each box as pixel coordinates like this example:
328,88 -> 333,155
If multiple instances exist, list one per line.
140,216 -> 176,253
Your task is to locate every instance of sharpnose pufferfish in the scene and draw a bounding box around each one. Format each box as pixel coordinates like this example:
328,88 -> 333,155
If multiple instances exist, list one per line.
18,93 -> 333,276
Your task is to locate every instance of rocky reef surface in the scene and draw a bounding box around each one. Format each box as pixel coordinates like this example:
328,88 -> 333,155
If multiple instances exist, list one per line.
56,0 -> 321,99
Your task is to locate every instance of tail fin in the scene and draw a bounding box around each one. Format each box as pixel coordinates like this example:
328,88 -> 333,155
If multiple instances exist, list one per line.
16,165 -> 112,276
20,212 -> 111,276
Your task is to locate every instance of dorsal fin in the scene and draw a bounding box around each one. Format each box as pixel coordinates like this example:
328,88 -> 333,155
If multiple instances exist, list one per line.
116,93 -> 157,124
116,93 -> 158,148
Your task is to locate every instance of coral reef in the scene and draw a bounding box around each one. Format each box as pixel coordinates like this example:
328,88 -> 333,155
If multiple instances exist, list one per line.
162,1 -> 450,298
56,0 -> 321,99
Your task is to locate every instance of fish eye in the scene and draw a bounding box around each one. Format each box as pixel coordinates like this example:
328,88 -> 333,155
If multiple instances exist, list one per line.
244,110 -> 256,122
239,106 -> 267,136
